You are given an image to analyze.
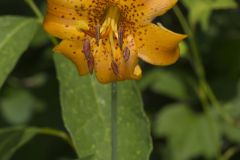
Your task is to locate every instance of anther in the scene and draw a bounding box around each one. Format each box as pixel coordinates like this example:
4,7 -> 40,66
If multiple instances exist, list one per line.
123,47 -> 130,62
95,23 -> 100,46
111,60 -> 119,76
87,54 -> 94,74
83,39 -> 91,59
118,26 -> 124,50
83,39 -> 95,74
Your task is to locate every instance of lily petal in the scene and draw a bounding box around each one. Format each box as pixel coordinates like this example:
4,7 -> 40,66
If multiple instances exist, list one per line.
93,36 -> 140,83
54,40 -> 89,75
43,0 -> 109,39
43,14 -> 84,40
115,0 -> 178,25
134,24 -> 187,65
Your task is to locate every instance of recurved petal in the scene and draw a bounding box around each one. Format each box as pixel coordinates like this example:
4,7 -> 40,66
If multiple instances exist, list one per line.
54,40 -> 89,75
134,24 -> 187,65
43,0 -> 109,39
93,36 -> 140,83
43,14 -> 84,40
115,0 -> 178,25
43,0 -> 86,40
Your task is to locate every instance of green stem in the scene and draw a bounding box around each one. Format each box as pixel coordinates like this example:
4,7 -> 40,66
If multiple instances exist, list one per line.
25,0 -> 58,45
173,6 -> 234,125
111,82 -> 118,160
219,147 -> 238,160
197,83 -> 221,157
173,6 -> 205,79
197,84 -> 210,110
25,0 -> 43,22
201,80 -> 234,124
36,127 -> 74,149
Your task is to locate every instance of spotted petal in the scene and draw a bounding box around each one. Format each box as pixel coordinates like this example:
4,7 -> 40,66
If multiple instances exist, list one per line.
43,0 -> 109,40
115,0 -> 178,26
93,36 -> 140,83
134,24 -> 187,65
54,40 -> 89,75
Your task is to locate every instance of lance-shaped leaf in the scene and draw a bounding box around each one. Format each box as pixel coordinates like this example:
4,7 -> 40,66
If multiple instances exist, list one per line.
0,16 -> 38,88
182,0 -> 237,30
54,54 -> 152,160
154,104 -> 221,160
0,127 -> 38,160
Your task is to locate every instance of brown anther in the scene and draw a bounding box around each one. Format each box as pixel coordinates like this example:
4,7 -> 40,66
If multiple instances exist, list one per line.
95,23 -> 100,46
83,39 -> 91,59
87,54 -> 94,74
111,60 -> 119,76
118,26 -> 124,50
123,47 -> 130,62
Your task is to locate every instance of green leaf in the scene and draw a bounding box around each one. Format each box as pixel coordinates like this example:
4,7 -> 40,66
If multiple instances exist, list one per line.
222,83 -> 240,143
211,0 -> 237,9
138,69 -> 192,100
182,0 -> 237,30
31,27 -> 49,47
0,16 -> 38,88
0,127 -> 38,160
54,54 -> 152,160
0,87 -> 44,125
154,104 -> 221,160
223,122 -> 240,143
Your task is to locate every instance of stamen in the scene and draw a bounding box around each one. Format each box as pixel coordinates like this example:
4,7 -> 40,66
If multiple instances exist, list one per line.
109,31 -> 116,55
95,23 -> 100,46
100,6 -> 121,37
123,47 -> 130,62
111,60 -> 119,76
118,26 -> 124,49
87,54 -> 94,74
83,39 -> 91,59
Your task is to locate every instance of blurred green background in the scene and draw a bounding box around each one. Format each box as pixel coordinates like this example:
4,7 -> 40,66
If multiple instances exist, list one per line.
0,0 -> 240,160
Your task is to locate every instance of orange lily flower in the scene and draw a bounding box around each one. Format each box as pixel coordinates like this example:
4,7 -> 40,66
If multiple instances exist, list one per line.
43,0 -> 186,83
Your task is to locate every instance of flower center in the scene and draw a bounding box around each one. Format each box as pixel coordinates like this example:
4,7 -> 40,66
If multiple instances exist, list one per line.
82,6 -> 130,76
100,6 -> 121,37
100,6 -> 123,75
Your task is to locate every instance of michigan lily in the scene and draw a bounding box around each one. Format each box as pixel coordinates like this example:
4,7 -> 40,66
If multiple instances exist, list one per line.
43,0 -> 186,83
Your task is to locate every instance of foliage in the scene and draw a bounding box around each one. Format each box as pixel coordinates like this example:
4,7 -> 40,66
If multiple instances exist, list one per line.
154,104 -> 221,160
0,16 -> 38,88
182,0 -> 237,30
54,54 -> 152,160
0,0 -> 239,160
